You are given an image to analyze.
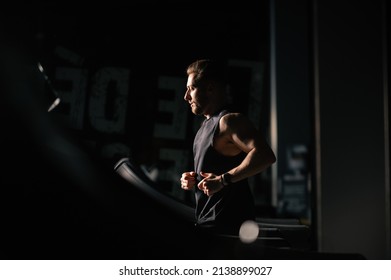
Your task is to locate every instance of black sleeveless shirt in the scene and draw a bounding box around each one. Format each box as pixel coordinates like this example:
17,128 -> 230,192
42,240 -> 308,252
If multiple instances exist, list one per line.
193,109 -> 255,234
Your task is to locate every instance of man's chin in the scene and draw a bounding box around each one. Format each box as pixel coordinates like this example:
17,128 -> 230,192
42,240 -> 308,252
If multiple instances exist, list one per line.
193,111 -> 204,116
191,107 -> 202,115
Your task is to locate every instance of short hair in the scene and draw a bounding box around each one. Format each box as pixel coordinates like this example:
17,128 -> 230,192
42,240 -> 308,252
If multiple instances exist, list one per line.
186,59 -> 228,88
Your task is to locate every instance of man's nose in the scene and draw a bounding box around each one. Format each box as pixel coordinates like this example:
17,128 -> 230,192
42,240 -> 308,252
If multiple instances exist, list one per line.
184,91 -> 190,101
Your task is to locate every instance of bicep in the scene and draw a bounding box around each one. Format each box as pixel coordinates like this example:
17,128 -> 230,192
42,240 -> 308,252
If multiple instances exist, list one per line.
223,114 -> 267,153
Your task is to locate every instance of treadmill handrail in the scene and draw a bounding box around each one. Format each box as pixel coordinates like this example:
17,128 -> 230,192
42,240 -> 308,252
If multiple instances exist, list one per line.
114,157 -> 195,222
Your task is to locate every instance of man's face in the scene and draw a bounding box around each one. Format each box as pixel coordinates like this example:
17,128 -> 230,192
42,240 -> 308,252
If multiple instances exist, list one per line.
184,73 -> 209,115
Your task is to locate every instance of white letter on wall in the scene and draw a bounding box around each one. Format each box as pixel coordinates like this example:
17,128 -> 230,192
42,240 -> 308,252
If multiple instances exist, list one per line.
159,148 -> 189,199
55,67 -> 88,129
89,67 -> 129,134
153,76 -> 187,139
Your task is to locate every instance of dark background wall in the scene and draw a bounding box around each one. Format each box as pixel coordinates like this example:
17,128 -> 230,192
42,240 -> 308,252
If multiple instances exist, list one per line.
271,0 -> 312,223
314,0 -> 389,260
272,0 -> 390,260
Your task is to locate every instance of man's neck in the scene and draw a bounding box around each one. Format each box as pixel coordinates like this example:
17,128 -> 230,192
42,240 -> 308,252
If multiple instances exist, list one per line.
204,105 -> 225,119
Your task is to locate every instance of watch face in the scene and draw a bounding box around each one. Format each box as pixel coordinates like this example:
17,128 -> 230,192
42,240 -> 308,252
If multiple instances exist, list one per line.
222,173 -> 231,186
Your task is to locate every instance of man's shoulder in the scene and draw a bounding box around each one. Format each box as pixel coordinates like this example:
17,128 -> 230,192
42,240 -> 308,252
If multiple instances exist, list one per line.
220,112 -> 246,124
219,112 -> 250,131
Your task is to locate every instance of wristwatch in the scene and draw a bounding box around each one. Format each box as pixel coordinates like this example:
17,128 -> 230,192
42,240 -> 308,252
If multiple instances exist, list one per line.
221,173 -> 232,186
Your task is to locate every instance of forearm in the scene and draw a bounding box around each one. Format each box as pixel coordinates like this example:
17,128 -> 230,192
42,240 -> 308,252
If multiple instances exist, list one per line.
226,148 -> 276,184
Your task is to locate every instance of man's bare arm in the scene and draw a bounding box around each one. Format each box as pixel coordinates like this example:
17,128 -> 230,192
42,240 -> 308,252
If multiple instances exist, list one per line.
220,113 -> 276,183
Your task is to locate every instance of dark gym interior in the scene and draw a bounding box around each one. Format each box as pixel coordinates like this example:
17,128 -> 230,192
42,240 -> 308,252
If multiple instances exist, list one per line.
0,0 -> 390,260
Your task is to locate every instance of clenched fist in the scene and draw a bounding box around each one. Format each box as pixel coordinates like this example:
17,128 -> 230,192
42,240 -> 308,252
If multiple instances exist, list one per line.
180,171 -> 197,190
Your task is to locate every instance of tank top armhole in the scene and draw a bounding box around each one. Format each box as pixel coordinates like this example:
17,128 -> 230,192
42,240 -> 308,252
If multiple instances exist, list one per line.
211,110 -> 229,148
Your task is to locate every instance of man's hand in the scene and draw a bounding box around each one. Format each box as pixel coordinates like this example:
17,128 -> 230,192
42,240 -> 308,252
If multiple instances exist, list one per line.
197,172 -> 224,196
180,171 -> 197,190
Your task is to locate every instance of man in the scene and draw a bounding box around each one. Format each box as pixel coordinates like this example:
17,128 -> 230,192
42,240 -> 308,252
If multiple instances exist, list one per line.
180,59 -> 276,235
